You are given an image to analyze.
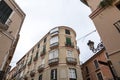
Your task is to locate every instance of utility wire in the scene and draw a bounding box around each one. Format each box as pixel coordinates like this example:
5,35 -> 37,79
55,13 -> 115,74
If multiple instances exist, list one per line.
77,30 -> 96,41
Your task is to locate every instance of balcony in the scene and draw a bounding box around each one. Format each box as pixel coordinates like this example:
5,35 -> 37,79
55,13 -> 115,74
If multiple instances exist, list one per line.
30,70 -> 35,77
50,42 -> 59,49
50,27 -> 59,37
48,58 -> 59,66
65,42 -> 74,48
0,22 -> 9,31
66,57 -> 77,65
37,64 -> 45,73
50,31 -> 59,37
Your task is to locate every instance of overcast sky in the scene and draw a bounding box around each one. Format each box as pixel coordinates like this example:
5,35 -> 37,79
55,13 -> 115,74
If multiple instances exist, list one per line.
10,0 -> 100,67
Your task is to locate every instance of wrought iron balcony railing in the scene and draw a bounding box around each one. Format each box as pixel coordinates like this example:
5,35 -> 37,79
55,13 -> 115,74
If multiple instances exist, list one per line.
66,57 -> 77,65
50,42 -> 59,49
30,70 -> 35,77
48,58 -> 59,66
37,64 -> 45,73
65,42 -> 74,48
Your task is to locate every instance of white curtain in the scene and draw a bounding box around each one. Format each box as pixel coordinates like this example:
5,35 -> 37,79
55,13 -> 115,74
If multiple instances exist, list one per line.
49,50 -> 58,59
69,68 -> 76,79
50,36 -> 58,45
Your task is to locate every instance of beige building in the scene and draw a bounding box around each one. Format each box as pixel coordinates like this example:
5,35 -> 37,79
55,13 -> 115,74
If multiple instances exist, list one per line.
8,26 -> 83,80
0,0 -> 25,79
81,0 -> 120,79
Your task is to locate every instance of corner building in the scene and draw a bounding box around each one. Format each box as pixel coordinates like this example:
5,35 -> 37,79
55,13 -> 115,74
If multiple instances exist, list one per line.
80,0 -> 120,78
0,0 -> 25,79
14,26 -> 83,80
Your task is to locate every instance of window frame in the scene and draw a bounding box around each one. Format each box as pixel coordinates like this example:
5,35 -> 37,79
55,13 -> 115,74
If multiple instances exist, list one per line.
65,29 -> 70,35
39,74 -> 42,80
85,66 -> 89,74
69,68 -> 77,80
49,49 -> 58,60
96,72 -> 103,80
93,59 -> 99,69
0,0 -> 13,24
51,69 -> 57,80
50,36 -> 58,45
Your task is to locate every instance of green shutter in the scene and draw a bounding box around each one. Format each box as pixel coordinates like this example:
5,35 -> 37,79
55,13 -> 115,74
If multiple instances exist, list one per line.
66,37 -> 71,45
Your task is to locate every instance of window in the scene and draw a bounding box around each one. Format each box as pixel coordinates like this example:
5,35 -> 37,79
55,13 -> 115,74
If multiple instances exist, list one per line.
38,43 -> 40,48
32,49 -> 34,53
40,45 -> 46,56
67,50 -> 73,57
69,68 -> 77,80
0,0 -> 13,24
116,3 -> 120,10
66,37 -> 71,45
42,45 -> 46,53
97,72 -> 103,80
85,66 -> 89,74
44,37 -> 46,43
65,29 -> 70,35
50,36 -> 58,45
94,60 -> 99,69
39,75 -> 42,80
49,50 -> 58,59
114,20 -> 120,33
51,69 -> 57,80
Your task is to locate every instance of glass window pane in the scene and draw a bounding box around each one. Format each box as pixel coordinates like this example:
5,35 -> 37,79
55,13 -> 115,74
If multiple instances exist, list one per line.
50,36 -> 58,44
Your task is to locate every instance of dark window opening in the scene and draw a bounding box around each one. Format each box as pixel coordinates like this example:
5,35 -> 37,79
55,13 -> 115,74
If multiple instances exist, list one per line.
116,3 -> 120,10
32,49 -> 34,53
39,74 -> 42,80
38,43 -> 40,48
65,29 -> 70,35
44,37 -> 46,43
51,69 -> 57,80
94,60 -> 99,69
85,66 -> 89,74
0,0 -> 12,24
97,72 -> 103,80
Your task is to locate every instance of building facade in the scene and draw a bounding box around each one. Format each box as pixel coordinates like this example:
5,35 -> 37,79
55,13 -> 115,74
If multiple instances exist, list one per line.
0,0 -> 25,79
81,0 -> 120,79
82,42 -> 113,80
8,26 -> 83,80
